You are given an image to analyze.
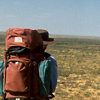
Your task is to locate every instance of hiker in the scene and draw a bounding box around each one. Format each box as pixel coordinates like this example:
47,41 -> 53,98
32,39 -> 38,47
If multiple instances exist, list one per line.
2,28 -> 57,100
28,29 -> 57,100
37,29 -> 58,93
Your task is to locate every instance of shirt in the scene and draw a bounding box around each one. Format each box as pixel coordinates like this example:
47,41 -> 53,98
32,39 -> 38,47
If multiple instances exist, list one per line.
47,56 -> 57,92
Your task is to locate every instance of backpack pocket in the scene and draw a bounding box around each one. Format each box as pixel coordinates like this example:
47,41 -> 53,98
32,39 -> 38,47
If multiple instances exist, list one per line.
5,60 -> 31,93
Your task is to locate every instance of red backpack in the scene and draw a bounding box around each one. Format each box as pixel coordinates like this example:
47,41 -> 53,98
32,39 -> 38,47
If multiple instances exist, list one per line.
3,28 -> 43,99
5,28 -> 42,51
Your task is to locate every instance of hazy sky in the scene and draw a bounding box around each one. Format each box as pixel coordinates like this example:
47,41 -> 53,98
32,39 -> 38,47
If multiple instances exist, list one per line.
0,0 -> 100,37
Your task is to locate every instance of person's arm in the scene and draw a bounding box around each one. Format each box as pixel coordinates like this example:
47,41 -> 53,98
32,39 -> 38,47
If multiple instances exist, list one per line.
47,56 -> 57,92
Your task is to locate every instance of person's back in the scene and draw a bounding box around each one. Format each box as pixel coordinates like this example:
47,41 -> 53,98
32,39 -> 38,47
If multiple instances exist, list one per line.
37,29 -> 58,98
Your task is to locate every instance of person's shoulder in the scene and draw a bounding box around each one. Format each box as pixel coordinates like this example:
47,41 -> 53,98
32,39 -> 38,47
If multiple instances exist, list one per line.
44,52 -> 57,63
47,56 -> 56,63
48,56 -> 55,60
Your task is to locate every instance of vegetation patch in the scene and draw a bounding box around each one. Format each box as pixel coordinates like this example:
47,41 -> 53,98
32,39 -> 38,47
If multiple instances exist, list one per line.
1,35 -> 100,100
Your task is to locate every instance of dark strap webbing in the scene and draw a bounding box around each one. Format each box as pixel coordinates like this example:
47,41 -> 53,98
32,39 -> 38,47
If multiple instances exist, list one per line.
8,47 -> 29,54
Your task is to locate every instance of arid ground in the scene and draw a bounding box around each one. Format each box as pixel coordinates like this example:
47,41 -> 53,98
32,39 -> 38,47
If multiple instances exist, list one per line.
0,33 -> 100,100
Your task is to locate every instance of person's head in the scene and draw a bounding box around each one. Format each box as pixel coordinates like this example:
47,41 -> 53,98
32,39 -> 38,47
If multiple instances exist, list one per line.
36,29 -> 55,51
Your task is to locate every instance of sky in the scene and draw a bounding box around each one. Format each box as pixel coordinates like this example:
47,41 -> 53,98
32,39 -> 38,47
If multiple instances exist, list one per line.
0,0 -> 100,37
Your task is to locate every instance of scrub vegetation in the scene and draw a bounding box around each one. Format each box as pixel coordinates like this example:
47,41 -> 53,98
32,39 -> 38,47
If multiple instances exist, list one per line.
0,32 -> 100,100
